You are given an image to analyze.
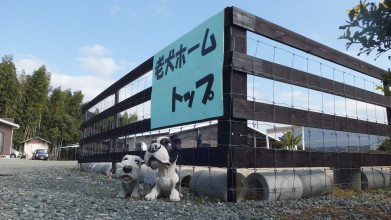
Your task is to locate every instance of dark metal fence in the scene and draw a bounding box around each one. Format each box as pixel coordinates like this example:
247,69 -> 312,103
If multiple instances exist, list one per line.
79,7 -> 391,202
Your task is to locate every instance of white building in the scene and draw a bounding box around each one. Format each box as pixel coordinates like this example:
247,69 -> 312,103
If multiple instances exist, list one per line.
20,137 -> 51,159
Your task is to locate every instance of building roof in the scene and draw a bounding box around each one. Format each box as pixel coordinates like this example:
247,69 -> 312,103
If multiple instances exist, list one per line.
0,118 -> 20,129
266,125 -> 303,134
20,137 -> 51,144
60,144 -> 79,149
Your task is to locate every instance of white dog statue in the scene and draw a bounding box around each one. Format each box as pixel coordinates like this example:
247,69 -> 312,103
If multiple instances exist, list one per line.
144,135 -> 181,202
116,155 -> 144,198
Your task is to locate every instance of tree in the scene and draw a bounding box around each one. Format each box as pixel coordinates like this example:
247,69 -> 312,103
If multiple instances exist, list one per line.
377,138 -> 391,151
0,54 -> 86,149
279,131 -> 302,150
339,0 -> 391,60
272,141 -> 286,149
340,1 -> 391,94
40,87 -> 68,150
13,73 -> 32,145
0,55 -> 20,117
119,111 -> 138,127
67,90 -> 84,143
39,87 -> 84,152
15,65 -> 51,141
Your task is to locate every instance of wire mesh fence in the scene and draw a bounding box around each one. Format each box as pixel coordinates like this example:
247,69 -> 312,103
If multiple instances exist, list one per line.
78,7 -> 391,204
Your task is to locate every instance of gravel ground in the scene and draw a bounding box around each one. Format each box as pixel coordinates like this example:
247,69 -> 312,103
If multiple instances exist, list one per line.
1,160 -> 391,219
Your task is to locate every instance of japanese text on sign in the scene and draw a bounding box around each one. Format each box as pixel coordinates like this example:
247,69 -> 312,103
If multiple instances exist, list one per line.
151,10 -> 224,129
154,28 -> 217,81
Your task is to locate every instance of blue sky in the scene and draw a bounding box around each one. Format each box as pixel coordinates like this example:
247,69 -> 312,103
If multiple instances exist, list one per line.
1,0 -> 388,103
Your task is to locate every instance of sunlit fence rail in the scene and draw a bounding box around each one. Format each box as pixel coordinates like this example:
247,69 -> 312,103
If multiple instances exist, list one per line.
79,7 -> 391,203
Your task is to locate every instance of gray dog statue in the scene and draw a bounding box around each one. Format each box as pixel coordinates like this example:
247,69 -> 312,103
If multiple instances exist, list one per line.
116,155 -> 144,198
144,135 -> 181,202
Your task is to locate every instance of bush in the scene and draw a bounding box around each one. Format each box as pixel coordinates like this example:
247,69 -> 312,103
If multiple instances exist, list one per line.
272,141 -> 286,149
377,138 -> 391,152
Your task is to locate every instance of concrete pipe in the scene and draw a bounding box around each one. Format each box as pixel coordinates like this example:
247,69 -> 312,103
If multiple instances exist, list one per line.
177,169 -> 194,188
333,168 -> 361,189
189,170 -> 246,202
246,171 -> 303,201
378,169 -> 391,187
80,162 -> 112,176
361,168 -> 388,190
281,170 -> 331,198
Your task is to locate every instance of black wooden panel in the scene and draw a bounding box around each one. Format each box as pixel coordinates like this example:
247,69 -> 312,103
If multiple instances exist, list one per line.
80,119 -> 151,144
177,147 -> 228,167
79,147 -> 227,167
232,147 -> 391,168
232,98 -> 391,137
232,52 -> 391,108
231,7 -> 387,80
81,87 -> 152,129
79,150 -> 146,163
82,57 -> 153,112
79,147 -> 391,168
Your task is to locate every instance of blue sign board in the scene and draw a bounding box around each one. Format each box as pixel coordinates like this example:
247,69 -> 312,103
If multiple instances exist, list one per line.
151,11 -> 224,129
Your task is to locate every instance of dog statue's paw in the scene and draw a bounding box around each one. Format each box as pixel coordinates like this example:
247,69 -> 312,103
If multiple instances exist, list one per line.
169,189 -> 180,202
116,192 -> 127,198
130,192 -> 140,198
145,192 -> 158,201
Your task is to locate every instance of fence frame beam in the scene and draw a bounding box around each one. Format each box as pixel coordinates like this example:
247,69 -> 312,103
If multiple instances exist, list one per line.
217,7 -> 248,203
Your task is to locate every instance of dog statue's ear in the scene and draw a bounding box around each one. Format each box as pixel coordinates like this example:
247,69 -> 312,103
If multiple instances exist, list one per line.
122,155 -> 129,161
168,134 -> 181,164
135,157 -> 144,165
170,134 -> 181,148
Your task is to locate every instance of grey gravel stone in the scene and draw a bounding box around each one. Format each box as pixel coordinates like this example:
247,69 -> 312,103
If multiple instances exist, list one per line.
1,160 -> 391,219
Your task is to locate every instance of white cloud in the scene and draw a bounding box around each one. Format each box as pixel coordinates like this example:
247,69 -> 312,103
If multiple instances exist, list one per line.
109,5 -> 137,17
14,54 -> 118,102
14,56 -> 45,74
51,72 -> 114,102
149,0 -> 169,15
14,48 -> 139,103
109,5 -> 121,16
77,44 -> 126,76
78,44 -> 108,57
78,56 -> 119,76
126,9 -> 137,17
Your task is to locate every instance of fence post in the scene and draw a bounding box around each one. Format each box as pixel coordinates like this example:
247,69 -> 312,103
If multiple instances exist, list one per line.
111,90 -> 120,174
218,7 -> 248,203
383,81 -> 391,133
79,110 -> 88,164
